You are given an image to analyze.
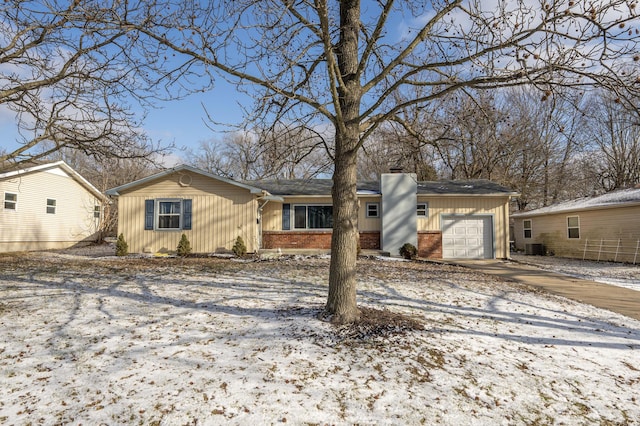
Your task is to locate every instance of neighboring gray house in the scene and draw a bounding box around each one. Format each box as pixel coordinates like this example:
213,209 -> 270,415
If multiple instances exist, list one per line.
0,161 -> 104,252
512,187 -> 640,262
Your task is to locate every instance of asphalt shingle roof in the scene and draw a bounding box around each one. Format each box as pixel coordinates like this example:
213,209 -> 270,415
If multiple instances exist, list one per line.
248,178 -> 516,196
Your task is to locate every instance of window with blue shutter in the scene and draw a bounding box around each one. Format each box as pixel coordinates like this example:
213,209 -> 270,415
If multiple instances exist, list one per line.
183,199 -> 192,230
144,199 -> 154,230
282,203 -> 290,230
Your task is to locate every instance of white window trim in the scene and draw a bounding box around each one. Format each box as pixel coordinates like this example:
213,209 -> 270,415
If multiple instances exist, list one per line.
4,192 -> 17,211
417,202 -> 428,217
292,204 -> 333,230
567,215 -> 580,239
523,219 -> 532,239
365,202 -> 379,218
156,199 -> 182,231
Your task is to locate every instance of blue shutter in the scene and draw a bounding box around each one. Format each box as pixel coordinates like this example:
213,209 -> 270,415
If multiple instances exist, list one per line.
282,204 -> 290,230
144,199 -> 154,230
183,199 -> 192,230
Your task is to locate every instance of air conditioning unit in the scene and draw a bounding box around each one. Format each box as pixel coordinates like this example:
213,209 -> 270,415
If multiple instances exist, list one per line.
525,243 -> 545,255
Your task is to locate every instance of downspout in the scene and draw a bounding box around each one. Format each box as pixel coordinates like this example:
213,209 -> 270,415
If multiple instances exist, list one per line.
256,192 -> 284,251
257,196 -> 270,251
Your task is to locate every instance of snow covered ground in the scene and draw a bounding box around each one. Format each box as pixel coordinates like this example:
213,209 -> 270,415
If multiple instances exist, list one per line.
1,251 -> 639,425
511,254 -> 640,291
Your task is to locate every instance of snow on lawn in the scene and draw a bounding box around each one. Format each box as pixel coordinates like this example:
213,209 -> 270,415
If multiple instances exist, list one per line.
1,253 -> 639,425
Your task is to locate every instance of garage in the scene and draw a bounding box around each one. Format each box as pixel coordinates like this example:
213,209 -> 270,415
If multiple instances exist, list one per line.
442,216 -> 494,259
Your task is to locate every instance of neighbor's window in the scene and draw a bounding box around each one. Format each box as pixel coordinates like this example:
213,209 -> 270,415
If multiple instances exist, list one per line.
4,193 -> 17,210
157,200 -> 182,229
417,202 -> 428,217
523,219 -> 532,239
294,205 -> 333,229
94,205 -> 101,219
567,216 -> 580,239
366,202 -> 379,218
46,199 -> 56,214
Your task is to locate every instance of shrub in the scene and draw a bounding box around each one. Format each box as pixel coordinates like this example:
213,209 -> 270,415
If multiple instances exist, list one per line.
177,233 -> 192,257
399,243 -> 418,260
232,236 -> 247,257
115,233 -> 128,256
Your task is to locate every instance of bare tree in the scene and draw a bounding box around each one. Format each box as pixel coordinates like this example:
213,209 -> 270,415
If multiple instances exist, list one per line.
76,0 -> 640,323
501,88 -> 592,209
583,91 -> 640,191
187,126 -> 333,180
0,1 -> 172,169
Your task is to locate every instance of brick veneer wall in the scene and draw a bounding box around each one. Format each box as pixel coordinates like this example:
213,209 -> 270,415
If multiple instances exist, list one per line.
262,231 -> 381,250
358,231 -> 381,250
418,231 -> 442,259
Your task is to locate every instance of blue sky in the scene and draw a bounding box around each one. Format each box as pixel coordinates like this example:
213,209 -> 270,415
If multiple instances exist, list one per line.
142,81 -> 250,156
0,78 -> 247,164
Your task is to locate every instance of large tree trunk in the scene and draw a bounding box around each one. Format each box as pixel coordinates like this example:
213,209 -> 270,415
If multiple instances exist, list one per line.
324,0 -> 362,324
326,132 -> 360,323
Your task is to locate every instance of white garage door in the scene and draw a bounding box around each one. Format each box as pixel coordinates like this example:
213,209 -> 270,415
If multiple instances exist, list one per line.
442,216 -> 493,259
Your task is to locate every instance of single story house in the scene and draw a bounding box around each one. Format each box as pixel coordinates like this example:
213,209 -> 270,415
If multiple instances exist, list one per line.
106,165 -> 518,259
512,187 -> 640,262
0,161 -> 104,252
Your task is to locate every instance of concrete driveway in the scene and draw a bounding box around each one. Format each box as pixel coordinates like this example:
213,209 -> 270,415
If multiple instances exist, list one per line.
451,260 -> 640,321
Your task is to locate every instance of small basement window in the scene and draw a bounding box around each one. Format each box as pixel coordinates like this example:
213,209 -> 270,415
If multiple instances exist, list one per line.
523,219 -> 532,239
46,199 -> 56,214
4,192 -> 17,210
567,216 -> 580,239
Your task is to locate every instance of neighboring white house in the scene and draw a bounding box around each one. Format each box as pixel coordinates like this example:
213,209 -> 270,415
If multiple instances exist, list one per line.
0,161 -> 104,252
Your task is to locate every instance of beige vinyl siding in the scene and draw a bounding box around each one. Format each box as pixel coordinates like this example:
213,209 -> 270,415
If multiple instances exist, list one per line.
418,195 -> 511,259
117,171 -> 258,253
513,205 -> 640,261
0,167 -> 101,251
358,196 -> 382,231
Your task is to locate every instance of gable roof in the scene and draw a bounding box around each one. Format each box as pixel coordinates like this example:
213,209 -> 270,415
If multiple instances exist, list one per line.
249,178 -> 517,196
512,187 -> 640,218
105,164 -> 265,196
0,161 -> 104,200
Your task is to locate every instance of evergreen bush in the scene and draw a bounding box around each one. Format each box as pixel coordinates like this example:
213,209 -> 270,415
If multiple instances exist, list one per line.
115,233 -> 128,256
232,236 -> 247,257
177,233 -> 192,257
399,242 -> 418,260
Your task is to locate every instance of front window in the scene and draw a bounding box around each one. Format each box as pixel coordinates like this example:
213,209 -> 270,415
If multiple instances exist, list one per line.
567,216 -> 580,239
523,219 -> 532,239
294,205 -> 333,229
4,192 -> 17,210
46,199 -> 56,214
158,200 -> 181,229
